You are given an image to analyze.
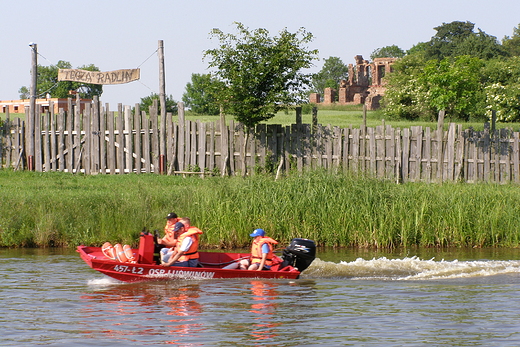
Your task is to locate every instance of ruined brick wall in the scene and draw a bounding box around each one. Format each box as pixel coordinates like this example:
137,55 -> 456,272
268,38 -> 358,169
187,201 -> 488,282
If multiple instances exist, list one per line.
310,55 -> 397,109
309,93 -> 320,104
323,88 -> 335,104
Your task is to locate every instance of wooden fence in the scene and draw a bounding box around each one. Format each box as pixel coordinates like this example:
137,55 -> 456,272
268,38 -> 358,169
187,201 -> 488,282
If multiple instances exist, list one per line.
1,98 -> 519,183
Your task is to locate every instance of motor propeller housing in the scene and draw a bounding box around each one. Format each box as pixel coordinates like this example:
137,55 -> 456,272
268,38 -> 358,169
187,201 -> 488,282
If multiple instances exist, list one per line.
281,238 -> 316,272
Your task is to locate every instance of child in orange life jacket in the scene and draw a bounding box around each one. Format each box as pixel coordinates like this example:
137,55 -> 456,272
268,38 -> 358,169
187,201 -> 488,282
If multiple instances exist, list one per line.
158,212 -> 179,248
161,218 -> 203,267
223,229 -> 278,271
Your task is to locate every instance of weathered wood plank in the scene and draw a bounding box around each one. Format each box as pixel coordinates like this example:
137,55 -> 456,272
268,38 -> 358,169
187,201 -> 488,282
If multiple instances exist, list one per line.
142,111 -> 151,174
198,121 -> 207,173
134,104 -> 141,174
150,105 -> 159,174
49,104 -> 57,172
402,128 -> 410,183
108,111 -> 116,174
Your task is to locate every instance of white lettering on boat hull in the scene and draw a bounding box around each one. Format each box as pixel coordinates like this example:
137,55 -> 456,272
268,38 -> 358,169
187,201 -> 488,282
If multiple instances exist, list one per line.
147,268 -> 215,279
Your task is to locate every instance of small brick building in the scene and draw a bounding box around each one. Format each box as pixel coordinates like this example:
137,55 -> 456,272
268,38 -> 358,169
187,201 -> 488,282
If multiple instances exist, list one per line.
0,97 -> 92,114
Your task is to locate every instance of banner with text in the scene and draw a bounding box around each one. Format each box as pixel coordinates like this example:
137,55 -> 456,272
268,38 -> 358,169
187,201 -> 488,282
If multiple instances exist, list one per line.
58,68 -> 140,85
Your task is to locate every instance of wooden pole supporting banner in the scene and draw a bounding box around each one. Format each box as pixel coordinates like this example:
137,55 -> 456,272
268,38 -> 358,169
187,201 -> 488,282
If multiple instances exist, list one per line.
158,40 -> 167,174
28,43 -> 37,171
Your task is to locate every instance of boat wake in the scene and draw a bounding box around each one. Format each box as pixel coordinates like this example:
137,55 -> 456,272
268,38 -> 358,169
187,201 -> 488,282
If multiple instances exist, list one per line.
302,257 -> 520,280
87,277 -> 122,286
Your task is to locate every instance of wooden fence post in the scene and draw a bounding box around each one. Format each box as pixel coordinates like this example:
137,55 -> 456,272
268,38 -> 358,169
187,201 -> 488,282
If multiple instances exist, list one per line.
177,102 -> 185,172
295,106 -> 302,125
312,107 -> 318,133
436,110 -> 445,181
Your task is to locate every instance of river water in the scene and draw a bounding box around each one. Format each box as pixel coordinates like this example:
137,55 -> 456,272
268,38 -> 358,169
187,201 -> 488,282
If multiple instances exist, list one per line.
1,247 -> 520,346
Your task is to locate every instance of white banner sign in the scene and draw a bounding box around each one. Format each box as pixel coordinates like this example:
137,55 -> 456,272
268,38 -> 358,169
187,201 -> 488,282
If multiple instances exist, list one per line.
58,68 -> 140,85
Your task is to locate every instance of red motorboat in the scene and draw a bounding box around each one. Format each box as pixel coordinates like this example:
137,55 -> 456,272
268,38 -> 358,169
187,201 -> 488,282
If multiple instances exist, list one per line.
77,232 -> 316,282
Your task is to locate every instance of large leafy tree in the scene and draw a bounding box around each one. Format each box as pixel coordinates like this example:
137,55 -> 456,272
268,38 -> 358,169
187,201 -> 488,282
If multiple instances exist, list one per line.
182,73 -> 224,115
418,56 -> 484,120
425,21 -> 476,60
370,45 -> 405,60
204,22 -> 319,129
311,56 -> 348,96
139,93 -> 178,114
455,29 -> 508,59
19,60 -> 103,99
383,55 -> 485,121
424,21 -> 507,60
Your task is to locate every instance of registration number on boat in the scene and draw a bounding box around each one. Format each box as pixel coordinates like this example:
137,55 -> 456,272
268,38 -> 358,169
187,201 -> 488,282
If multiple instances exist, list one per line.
113,265 -> 144,274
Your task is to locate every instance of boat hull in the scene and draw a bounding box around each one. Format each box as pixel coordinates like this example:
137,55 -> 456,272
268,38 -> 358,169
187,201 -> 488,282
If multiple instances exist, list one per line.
77,245 -> 301,282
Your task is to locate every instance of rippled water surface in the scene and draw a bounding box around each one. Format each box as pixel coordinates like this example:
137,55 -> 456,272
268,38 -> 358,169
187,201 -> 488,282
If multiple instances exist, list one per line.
1,247 -> 520,346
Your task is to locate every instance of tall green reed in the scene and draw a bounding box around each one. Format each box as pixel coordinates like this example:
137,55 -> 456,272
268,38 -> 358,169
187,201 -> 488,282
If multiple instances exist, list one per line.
1,170 -> 520,248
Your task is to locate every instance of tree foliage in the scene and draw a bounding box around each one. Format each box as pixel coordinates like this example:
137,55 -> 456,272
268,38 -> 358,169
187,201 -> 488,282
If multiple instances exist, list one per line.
19,60 -> 103,99
382,54 -> 431,120
382,22 -> 520,122
182,73 -> 224,115
424,21 -> 507,60
502,23 -> 520,56
383,55 -> 485,121
418,56 -> 484,120
370,45 -> 405,60
311,56 -> 348,96
204,22 -> 319,128
481,57 -> 520,121
139,93 -> 178,114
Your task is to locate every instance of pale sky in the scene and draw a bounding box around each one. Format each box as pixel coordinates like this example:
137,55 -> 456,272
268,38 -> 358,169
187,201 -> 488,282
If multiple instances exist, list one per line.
1,0 -> 519,107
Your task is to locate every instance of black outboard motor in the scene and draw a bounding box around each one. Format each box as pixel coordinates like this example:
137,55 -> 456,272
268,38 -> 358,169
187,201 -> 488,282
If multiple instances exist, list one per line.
281,238 -> 316,272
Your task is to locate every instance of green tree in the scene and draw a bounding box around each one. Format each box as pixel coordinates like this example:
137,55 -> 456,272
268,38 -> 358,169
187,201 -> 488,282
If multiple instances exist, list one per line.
382,54 -> 430,120
311,56 -> 349,96
454,29 -> 508,59
18,86 -> 30,99
425,21 -> 507,60
370,45 -> 405,60
139,93 -> 178,114
406,42 -> 429,57
502,23 -> 520,56
19,60 -> 103,99
418,56 -> 484,120
383,55 -> 485,121
182,73 -> 224,115
482,57 -> 520,121
425,21 -> 476,60
204,22 -> 319,129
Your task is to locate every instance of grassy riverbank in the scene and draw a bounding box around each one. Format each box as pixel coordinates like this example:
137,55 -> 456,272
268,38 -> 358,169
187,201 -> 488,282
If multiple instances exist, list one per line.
1,170 -> 519,249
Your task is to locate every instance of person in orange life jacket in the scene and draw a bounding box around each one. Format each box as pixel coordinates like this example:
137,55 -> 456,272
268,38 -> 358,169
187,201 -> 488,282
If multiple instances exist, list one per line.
248,229 -> 278,271
160,221 -> 185,265
223,229 -> 278,271
161,218 -> 203,267
157,212 -> 180,248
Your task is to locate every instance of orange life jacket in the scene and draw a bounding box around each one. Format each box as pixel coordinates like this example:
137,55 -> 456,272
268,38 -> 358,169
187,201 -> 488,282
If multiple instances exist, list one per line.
164,218 -> 179,237
175,227 -> 203,263
161,218 -> 180,247
250,236 -> 278,266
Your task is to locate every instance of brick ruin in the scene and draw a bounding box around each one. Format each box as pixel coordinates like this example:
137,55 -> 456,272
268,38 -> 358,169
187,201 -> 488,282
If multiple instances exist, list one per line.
309,55 -> 398,110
